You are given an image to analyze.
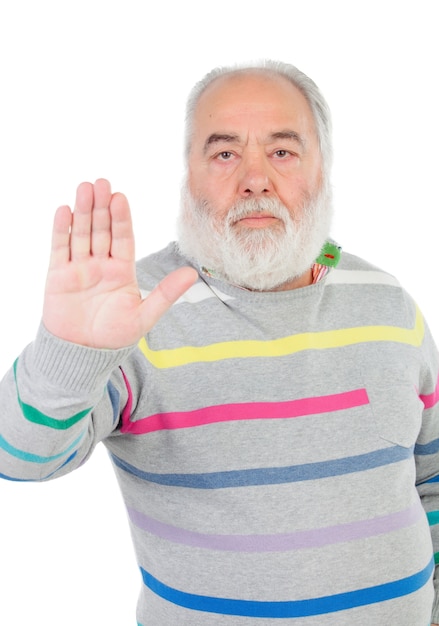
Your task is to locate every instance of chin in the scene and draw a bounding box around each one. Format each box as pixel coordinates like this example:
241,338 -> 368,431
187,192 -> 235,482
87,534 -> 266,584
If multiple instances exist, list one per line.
177,180 -> 333,291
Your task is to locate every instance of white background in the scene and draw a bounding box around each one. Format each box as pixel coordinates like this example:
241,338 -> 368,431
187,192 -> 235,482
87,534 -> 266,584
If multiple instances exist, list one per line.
0,1 -> 438,624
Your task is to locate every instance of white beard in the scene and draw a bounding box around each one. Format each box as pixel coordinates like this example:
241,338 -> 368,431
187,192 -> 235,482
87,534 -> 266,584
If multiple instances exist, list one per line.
177,181 -> 333,291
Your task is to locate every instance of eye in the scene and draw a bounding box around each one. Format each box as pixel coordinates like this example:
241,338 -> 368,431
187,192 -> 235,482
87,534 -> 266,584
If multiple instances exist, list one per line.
274,149 -> 290,158
216,151 -> 233,161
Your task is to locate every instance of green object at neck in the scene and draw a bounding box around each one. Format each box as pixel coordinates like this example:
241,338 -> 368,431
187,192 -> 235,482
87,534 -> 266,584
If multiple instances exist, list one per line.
315,241 -> 342,268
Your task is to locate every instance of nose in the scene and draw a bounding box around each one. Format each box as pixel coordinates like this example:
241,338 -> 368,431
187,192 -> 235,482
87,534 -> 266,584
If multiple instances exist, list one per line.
237,151 -> 273,198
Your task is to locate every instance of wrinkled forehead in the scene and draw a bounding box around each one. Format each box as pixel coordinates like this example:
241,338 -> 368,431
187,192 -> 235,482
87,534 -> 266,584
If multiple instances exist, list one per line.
190,71 -> 319,150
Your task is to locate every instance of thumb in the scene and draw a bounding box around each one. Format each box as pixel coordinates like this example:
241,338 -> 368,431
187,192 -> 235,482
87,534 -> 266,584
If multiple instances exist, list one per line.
139,267 -> 198,333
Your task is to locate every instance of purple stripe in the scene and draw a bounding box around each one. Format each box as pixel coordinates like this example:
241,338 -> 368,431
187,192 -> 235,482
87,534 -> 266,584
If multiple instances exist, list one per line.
127,501 -> 423,552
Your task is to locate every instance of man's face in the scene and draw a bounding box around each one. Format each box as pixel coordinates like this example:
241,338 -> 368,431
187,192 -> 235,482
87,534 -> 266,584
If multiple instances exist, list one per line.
179,72 -> 332,291
188,72 -> 323,233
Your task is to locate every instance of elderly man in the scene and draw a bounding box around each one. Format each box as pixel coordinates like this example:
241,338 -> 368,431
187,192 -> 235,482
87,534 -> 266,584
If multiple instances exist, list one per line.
1,61 -> 439,625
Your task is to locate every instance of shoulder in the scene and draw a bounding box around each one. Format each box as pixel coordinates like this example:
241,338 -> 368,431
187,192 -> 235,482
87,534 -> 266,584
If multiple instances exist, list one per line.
329,250 -> 402,287
136,242 -> 194,290
327,248 -> 419,324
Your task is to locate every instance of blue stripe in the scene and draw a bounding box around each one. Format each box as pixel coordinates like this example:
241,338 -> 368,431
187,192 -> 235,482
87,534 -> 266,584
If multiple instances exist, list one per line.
107,381 -> 120,425
419,474 -> 439,485
0,431 -> 85,464
111,445 -> 411,489
415,438 -> 439,455
140,557 -> 434,617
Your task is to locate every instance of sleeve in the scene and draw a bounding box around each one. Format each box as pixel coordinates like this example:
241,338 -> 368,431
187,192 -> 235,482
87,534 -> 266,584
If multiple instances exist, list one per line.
0,324 -> 136,482
414,316 -> 439,623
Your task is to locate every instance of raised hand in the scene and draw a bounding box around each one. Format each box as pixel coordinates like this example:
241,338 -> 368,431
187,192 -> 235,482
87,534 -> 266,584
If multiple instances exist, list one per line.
43,179 -> 197,349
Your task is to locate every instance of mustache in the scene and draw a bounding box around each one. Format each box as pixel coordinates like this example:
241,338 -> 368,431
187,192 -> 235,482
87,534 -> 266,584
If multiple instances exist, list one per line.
225,197 -> 292,225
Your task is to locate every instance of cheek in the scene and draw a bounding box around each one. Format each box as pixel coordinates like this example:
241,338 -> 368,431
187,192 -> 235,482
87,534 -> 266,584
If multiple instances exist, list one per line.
280,169 -> 322,204
188,170 -> 203,199
189,158 -> 239,198
277,177 -> 308,206
188,183 -> 233,220
188,169 -> 218,204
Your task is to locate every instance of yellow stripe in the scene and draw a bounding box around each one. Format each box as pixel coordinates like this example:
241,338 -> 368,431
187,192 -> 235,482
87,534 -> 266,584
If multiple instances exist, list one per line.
139,306 -> 425,369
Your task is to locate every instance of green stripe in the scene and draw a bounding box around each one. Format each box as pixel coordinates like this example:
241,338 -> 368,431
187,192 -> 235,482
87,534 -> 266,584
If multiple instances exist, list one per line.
427,512 -> 439,567
427,511 -> 439,526
13,359 -> 91,430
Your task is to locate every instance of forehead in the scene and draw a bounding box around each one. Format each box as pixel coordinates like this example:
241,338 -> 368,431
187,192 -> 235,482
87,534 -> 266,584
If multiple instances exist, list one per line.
191,72 -> 317,146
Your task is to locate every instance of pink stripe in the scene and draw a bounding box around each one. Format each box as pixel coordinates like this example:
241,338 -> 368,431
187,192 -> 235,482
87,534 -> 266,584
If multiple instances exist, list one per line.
420,374 -> 439,409
120,388 -> 369,435
120,368 -> 134,429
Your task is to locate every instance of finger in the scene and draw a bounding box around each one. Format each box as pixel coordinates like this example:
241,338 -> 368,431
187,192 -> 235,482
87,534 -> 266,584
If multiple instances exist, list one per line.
49,205 -> 72,269
90,179 -> 112,258
92,178 -> 112,208
71,182 -> 93,261
108,191 -> 135,261
139,267 -> 198,333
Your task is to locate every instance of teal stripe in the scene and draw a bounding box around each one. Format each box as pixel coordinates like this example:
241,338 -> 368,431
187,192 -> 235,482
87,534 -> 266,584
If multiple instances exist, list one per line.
0,450 -> 77,481
427,511 -> 439,526
13,359 -> 91,430
0,431 -> 85,464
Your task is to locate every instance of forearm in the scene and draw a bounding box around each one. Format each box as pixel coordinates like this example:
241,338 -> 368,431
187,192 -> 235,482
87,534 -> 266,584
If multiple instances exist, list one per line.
0,324 -> 134,481
1,178 -> 195,484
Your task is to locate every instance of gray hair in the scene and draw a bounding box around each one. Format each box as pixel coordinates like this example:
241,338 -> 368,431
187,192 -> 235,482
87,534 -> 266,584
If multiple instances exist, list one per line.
184,60 -> 333,179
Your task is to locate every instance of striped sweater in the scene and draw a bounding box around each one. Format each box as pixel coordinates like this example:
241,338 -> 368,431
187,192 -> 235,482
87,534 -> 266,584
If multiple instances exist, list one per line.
1,242 -> 439,625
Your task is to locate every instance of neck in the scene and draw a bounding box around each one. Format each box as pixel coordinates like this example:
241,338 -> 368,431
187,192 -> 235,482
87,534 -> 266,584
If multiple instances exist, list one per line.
264,268 -> 313,292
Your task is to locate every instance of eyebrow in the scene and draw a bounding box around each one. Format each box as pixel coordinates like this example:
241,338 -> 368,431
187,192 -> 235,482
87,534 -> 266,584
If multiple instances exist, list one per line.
203,129 -> 306,154
269,130 -> 306,148
203,133 -> 240,153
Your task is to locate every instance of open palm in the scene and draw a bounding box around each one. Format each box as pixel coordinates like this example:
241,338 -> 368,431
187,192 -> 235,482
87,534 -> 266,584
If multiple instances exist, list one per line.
43,179 -> 197,349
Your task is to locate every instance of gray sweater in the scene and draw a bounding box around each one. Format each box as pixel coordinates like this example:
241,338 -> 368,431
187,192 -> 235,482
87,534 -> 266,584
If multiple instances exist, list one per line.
1,243 -> 439,625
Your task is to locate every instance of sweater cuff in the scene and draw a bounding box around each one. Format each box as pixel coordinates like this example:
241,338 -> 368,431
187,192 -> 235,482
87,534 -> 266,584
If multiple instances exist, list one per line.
27,323 -> 137,392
